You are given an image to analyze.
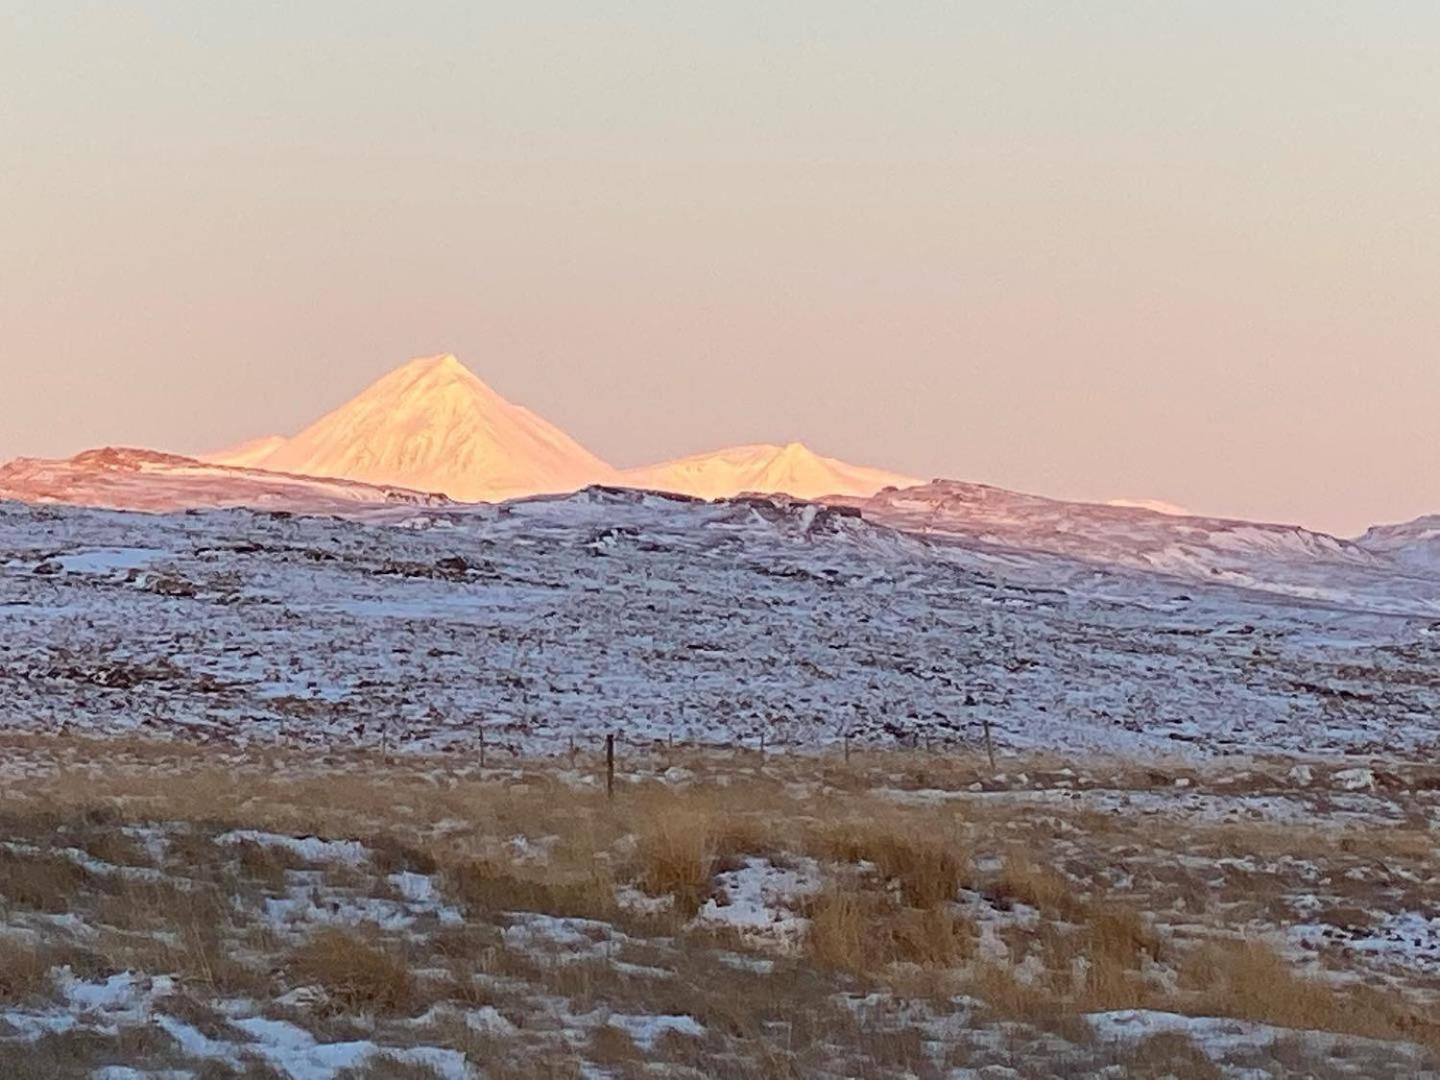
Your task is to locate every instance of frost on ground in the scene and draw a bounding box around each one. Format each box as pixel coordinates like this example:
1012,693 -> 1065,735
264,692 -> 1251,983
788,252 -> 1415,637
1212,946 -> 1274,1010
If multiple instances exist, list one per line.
1,738 -> 1438,1077
1,493 -> 1438,760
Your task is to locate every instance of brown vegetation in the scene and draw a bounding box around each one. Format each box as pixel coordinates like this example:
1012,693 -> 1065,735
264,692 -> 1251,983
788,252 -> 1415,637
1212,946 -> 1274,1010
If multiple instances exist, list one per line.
0,734 -> 1437,1074
287,930 -> 419,1015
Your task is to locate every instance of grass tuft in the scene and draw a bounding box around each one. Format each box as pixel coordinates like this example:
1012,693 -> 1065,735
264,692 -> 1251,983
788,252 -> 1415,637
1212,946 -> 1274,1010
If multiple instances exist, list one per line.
287,930 -> 418,1015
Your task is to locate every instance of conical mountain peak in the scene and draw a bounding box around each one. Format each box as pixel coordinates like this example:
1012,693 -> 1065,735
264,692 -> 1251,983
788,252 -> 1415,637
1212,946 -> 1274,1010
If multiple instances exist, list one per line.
395,353 -> 470,382
369,354 -> 500,402
224,354 -> 616,501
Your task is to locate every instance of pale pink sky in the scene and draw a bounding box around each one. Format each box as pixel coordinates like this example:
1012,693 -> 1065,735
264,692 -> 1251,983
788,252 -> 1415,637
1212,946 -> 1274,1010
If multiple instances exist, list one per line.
2,4 -> 1437,535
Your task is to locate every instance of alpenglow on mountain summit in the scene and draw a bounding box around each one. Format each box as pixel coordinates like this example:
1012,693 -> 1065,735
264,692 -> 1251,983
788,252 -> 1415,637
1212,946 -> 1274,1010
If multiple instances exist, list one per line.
205,354 -> 919,503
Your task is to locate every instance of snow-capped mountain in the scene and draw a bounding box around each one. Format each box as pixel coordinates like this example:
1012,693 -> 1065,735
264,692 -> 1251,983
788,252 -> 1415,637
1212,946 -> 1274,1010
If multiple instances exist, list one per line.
621,442 -> 919,500
0,447 -> 449,514
200,354 -> 920,503
210,354 -> 618,502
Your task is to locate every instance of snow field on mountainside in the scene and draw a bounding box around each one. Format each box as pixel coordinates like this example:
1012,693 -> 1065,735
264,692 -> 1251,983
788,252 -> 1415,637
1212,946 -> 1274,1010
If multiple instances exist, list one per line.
1,737 -> 1438,1077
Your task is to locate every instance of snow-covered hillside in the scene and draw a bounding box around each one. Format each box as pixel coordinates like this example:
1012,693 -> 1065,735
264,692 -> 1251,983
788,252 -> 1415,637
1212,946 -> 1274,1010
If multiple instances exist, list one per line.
621,442 -> 919,500
220,354 -> 618,502
2,490 -> 1436,758
6,449 -> 1438,616
844,480 -> 1440,615
1357,515 -> 1440,572
0,447 -> 450,514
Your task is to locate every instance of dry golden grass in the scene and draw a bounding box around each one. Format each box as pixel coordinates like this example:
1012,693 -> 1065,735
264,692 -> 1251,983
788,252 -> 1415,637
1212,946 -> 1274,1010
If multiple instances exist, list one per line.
810,819 -> 967,908
365,833 -> 440,877
86,871 -> 274,998
1114,1031 -> 1223,1079
287,930 -> 419,1015
635,807 -> 716,917
233,837 -> 306,886
0,846 -> 94,913
806,885 -> 867,970
341,1056 -> 452,1079
445,858 -> 618,922
0,1023 -> 188,1078
1179,939 -> 1440,1052
966,963 -> 1075,1031
891,904 -> 975,967
806,881 -> 976,973
0,938 -> 54,1003
585,1024 -> 642,1066
1081,905 -> 1163,973
78,828 -> 152,869
1,734 -> 1438,1075
991,849 -> 1086,921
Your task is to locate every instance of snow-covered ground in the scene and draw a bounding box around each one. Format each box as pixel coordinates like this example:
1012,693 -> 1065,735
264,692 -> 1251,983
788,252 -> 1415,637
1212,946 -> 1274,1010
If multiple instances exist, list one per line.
1,485 -> 1437,758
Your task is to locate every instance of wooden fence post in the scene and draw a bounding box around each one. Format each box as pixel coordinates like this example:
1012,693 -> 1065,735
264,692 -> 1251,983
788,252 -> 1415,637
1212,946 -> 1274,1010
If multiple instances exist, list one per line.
605,733 -> 615,799
479,726 -> 486,770
982,717 -> 995,771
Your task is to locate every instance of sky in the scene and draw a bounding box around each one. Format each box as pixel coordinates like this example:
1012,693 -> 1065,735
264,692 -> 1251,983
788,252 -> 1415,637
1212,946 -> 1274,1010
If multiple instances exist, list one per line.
2,2 -> 1436,536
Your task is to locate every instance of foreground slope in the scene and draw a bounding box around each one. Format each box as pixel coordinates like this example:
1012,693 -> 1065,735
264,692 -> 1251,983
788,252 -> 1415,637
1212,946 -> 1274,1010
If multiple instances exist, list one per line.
621,441 -> 920,500
3,739 -> 1437,1077
228,354 -> 618,501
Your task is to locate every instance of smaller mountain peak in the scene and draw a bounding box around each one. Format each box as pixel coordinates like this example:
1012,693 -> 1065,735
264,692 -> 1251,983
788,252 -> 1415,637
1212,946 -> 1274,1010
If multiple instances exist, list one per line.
776,441 -> 814,460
